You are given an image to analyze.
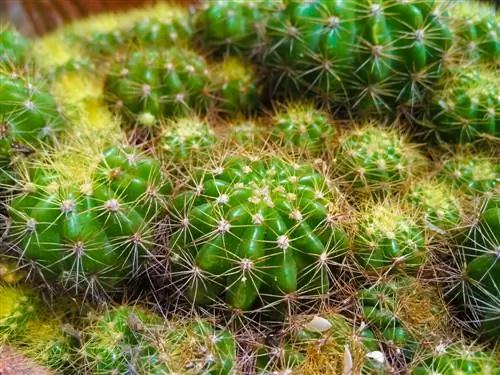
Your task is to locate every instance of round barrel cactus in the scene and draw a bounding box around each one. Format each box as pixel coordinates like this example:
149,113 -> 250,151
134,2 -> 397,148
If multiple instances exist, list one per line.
428,66 -> 499,144
0,73 -> 63,164
0,25 -> 30,69
192,0 -> 282,56
255,312 -> 389,374
158,117 -> 216,163
450,194 -> 499,339
105,48 -> 211,126
261,0 -> 453,114
271,103 -> 337,155
437,154 -> 499,195
448,1 -> 499,64
354,200 -> 427,273
411,342 -> 499,374
335,124 -> 424,194
6,145 -> 171,295
212,57 -> 260,115
168,152 -> 350,312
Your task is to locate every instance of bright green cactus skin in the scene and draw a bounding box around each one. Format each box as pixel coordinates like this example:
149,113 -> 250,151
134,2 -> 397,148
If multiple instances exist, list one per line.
429,67 -> 499,144
271,103 -> 337,155
158,117 -> 216,162
0,74 -> 63,163
193,0 -> 282,56
0,26 -> 30,68
169,154 -> 349,311
105,48 -> 211,126
354,201 -> 426,272
407,180 -> 462,233
449,1 -> 500,64
262,0 -> 453,113
81,306 -> 161,374
256,313 -> 388,374
411,343 -> 499,375
86,30 -> 126,56
336,125 -> 423,194
453,195 -> 500,339
438,155 -> 499,195
213,57 -> 260,115
0,285 -> 38,341
7,145 -> 171,294
142,319 -> 238,374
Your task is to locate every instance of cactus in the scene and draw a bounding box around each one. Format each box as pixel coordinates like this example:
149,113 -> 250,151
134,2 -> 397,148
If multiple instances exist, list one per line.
213,57 -> 260,115
224,119 -> 267,147
358,277 -> 451,363
353,199 -> 427,274
0,72 -> 63,164
0,25 -> 31,69
410,341 -> 499,374
448,1 -> 500,65
168,151 -> 350,312
158,117 -> 216,163
255,312 -> 390,374
437,153 -> 499,195
406,179 -> 463,235
427,66 -> 499,144
261,0 -> 453,114
448,193 -> 500,339
270,103 -> 337,155
192,0 -> 282,56
105,48 -> 211,127
335,124 -> 424,195
5,144 -> 171,296
0,285 -> 38,342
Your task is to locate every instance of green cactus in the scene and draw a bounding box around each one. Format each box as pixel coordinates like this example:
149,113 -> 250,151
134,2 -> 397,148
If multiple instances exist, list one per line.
448,1 -> 500,64
427,66 -> 499,144
105,48 -> 211,127
192,0 -> 282,56
261,0 -> 453,113
255,312 -> 389,374
224,119 -> 267,147
353,199 -> 427,273
141,317 -> 238,374
213,57 -> 260,115
335,124 -> 424,195
0,285 -> 38,342
437,153 -> 499,195
406,179 -> 463,235
271,103 -> 337,155
80,305 -> 161,374
0,25 -> 31,69
158,117 -> 216,163
168,152 -> 350,312
0,73 -> 64,164
449,193 -> 500,339
411,342 -> 499,374
6,144 -> 171,295
359,277 -> 450,362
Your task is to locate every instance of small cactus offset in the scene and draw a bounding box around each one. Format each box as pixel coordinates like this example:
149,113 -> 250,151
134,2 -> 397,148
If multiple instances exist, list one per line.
167,150 -> 350,313
437,153 -> 499,195
410,341 -> 500,374
427,66 -> 499,144
192,0 -> 283,57
270,102 -> 337,156
0,72 -> 63,165
448,1 -> 500,65
4,144 -> 171,297
158,116 -> 216,163
212,57 -> 261,116
334,123 -> 425,195
353,198 -> 427,274
0,25 -> 31,69
255,312 -> 390,374
105,47 -> 211,127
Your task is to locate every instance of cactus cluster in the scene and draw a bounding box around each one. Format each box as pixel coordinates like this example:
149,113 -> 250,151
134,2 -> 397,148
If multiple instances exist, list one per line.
0,26 -> 31,69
